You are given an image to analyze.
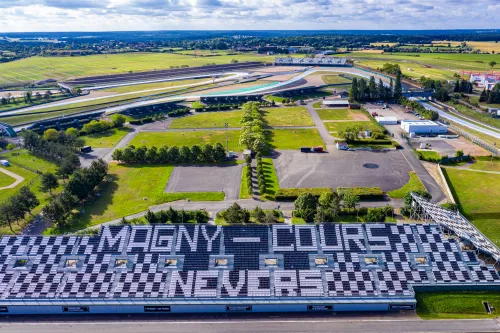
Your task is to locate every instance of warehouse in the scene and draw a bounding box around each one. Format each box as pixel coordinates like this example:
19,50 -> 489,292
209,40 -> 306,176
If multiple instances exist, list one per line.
375,116 -> 398,125
400,120 -> 447,135
0,220 -> 499,315
322,99 -> 349,108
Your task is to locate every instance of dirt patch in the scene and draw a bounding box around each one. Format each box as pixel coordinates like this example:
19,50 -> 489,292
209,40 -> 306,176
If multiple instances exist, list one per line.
446,137 -> 490,157
352,113 -> 370,121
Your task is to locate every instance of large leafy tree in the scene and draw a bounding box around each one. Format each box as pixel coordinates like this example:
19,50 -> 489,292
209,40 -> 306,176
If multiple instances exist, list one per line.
294,193 -> 318,222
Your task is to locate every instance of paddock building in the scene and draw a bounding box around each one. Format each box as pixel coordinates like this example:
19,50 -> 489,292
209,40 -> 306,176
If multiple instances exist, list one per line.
401,120 -> 447,135
1,201 -> 499,315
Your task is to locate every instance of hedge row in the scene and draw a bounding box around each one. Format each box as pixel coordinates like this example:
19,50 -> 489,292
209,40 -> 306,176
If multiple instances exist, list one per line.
337,187 -> 384,199
349,139 -> 400,147
275,188 -> 333,201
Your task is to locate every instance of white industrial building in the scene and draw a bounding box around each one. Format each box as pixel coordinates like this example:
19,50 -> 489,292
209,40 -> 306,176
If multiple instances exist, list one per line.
322,99 -> 349,108
401,120 -> 447,135
375,116 -> 398,125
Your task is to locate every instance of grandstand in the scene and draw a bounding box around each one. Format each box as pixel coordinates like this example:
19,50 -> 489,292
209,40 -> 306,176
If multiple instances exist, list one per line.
275,57 -> 348,66
1,217 -> 499,314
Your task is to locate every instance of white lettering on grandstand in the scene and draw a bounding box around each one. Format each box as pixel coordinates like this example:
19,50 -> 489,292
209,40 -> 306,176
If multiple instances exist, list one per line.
98,227 -> 128,252
298,270 -> 323,297
295,226 -> 318,251
150,226 -> 175,252
274,270 -> 298,297
201,226 -> 221,252
232,237 -> 261,243
365,224 -> 391,251
248,271 -> 271,297
175,225 -> 199,252
168,271 -> 194,297
319,224 -> 343,251
342,225 -> 366,251
127,226 -> 152,252
222,271 -> 246,296
272,225 -> 294,251
323,270 -> 336,296
194,271 -> 218,297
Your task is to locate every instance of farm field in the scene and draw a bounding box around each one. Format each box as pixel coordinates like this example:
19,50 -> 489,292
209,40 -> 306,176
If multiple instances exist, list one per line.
57,163 -> 224,232
442,167 -> 500,246
0,169 -> 16,187
130,130 -> 242,151
268,129 -> 324,150
324,120 -> 379,134
262,106 -> 314,126
432,41 -> 500,53
416,292 -> 499,319
82,127 -> 133,148
169,110 -> 243,129
355,59 -> 454,81
0,52 -> 276,85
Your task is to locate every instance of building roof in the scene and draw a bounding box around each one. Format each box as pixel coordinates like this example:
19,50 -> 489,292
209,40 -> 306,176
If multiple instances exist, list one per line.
401,120 -> 442,126
323,100 -> 349,105
375,116 -> 398,122
0,224 -> 499,304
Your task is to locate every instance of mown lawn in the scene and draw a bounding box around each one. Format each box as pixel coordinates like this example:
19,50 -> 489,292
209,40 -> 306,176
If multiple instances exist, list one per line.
130,130 -> 243,152
55,163 -> 225,232
316,108 -> 351,120
0,169 -> 16,187
470,156 -> 500,172
1,149 -> 58,173
321,75 -> 352,85
261,158 -> 280,200
268,129 -> 325,150
388,172 -> 426,199
101,78 -> 206,93
239,165 -> 252,199
324,121 -> 378,134
262,107 -> 314,127
82,127 -> 133,148
442,167 -> 500,246
417,150 -> 443,162
169,110 -> 243,129
416,292 -> 500,319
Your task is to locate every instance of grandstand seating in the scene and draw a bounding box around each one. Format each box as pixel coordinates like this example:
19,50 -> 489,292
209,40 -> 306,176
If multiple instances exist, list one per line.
275,57 -> 348,66
0,224 -> 499,302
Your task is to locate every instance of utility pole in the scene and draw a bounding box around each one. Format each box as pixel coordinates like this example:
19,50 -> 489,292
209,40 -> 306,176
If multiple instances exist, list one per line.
225,122 -> 229,155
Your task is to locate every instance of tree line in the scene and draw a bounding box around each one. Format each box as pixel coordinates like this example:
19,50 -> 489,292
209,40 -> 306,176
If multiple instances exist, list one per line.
138,208 -> 210,224
42,159 -> 108,227
239,102 -> 269,154
0,187 -> 39,233
112,143 -> 227,164
479,83 -> 500,104
217,203 -> 281,224
350,74 -> 401,102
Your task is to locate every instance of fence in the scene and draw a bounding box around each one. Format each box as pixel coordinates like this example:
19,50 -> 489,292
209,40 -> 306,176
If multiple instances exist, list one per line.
449,124 -> 500,156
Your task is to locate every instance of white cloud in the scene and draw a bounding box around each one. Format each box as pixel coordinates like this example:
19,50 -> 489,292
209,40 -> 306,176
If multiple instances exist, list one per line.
0,0 -> 498,31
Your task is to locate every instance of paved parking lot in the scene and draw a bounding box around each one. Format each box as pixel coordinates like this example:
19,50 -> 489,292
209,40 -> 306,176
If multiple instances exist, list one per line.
79,148 -> 112,167
165,164 -> 243,200
273,150 -> 412,191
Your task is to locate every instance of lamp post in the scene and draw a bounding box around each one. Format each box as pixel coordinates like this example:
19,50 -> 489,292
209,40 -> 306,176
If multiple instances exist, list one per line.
224,122 -> 229,155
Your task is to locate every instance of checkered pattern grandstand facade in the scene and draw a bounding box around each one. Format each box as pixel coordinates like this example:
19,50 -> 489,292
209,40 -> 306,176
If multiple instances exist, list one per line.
275,57 -> 348,66
1,223 -> 499,304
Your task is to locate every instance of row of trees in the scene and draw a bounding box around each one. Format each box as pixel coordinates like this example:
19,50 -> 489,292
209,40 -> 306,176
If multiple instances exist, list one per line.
140,208 -> 210,224
245,155 -> 253,196
42,159 -> 108,227
217,203 -> 281,224
0,187 -> 39,233
0,90 -> 55,106
453,79 -> 474,94
350,74 -> 401,102
81,115 -> 126,134
399,97 -> 439,121
239,102 -> 269,154
112,143 -> 226,164
479,84 -> 500,104
256,153 -> 267,195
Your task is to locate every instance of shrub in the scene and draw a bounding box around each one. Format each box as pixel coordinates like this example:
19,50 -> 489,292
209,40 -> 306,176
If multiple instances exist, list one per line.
275,188 -> 333,201
337,187 -> 384,199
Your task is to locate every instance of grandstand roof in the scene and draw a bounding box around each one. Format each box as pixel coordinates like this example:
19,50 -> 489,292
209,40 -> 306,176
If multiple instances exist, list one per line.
275,57 -> 347,66
1,224 -> 499,305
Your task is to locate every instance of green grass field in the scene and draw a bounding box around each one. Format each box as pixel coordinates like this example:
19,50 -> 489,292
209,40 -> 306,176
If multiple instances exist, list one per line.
418,150 -> 443,162
470,156 -> 500,172
316,108 -> 364,121
388,172 -> 426,199
324,121 -> 379,134
1,149 -> 58,173
0,52 -> 276,85
263,107 -> 314,127
261,158 -> 280,200
442,167 -> 500,246
239,165 -> 252,199
82,127 -> 133,148
130,130 -> 243,151
0,168 -> 16,187
265,91 -> 331,103
169,110 -> 243,129
321,75 -> 352,85
268,129 -> 325,150
101,78 -> 207,93
55,163 -> 224,232
416,292 -> 499,319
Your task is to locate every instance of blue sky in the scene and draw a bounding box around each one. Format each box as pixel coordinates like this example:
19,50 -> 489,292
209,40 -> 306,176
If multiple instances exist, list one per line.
0,0 -> 499,32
